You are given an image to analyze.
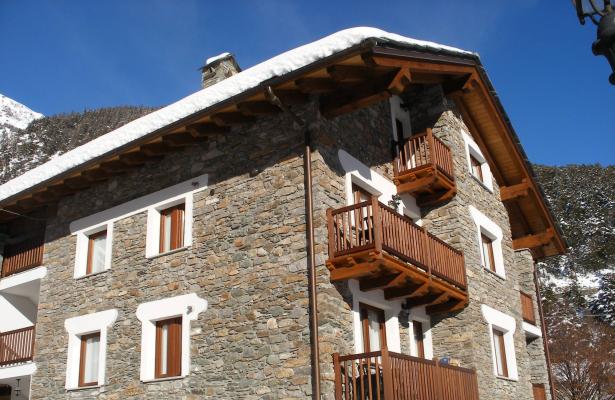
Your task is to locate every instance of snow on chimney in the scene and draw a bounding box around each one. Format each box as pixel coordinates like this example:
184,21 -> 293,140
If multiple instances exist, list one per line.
200,53 -> 241,88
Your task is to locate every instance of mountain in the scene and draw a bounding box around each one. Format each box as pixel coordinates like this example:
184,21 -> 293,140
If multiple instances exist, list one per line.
0,93 -> 43,138
0,97 -> 157,184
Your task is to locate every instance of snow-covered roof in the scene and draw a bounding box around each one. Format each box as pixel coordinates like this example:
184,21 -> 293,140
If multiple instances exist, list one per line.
204,52 -> 233,66
0,27 -> 474,204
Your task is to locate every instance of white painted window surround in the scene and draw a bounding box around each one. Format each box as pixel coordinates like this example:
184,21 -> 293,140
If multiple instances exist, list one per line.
136,293 -> 207,382
469,206 -> 506,279
481,304 -> 518,380
390,96 -> 411,142
338,150 -> 421,222
64,309 -> 118,390
461,130 -> 493,191
522,321 -> 542,338
69,173 -> 208,265
74,223 -> 113,278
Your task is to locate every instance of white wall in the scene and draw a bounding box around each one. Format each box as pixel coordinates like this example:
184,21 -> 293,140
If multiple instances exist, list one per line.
0,294 -> 36,332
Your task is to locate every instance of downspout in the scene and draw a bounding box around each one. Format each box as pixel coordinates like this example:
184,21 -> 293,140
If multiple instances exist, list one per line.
534,264 -> 556,400
266,87 -> 321,399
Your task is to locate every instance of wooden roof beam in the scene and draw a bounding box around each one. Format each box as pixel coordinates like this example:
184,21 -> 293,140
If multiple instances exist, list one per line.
236,101 -> 281,116
186,122 -> 230,137
500,179 -> 531,202
513,228 -> 555,250
320,73 -> 395,118
162,132 -> 207,147
274,89 -> 310,106
326,65 -> 376,82
210,112 -> 256,126
140,142 -> 175,156
295,77 -> 339,94
360,273 -> 404,292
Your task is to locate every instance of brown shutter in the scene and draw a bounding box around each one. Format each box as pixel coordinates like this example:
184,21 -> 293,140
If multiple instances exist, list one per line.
159,204 -> 185,253
532,383 -> 547,400
494,329 -> 509,377
155,317 -> 182,378
481,234 -> 496,272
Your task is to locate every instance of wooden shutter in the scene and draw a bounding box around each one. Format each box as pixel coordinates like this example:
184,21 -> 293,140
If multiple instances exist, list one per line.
470,155 -> 483,181
86,230 -> 106,275
78,332 -> 100,387
413,320 -> 425,358
481,234 -> 496,272
532,383 -> 547,400
155,317 -> 182,378
159,204 -> 185,253
493,329 -> 509,377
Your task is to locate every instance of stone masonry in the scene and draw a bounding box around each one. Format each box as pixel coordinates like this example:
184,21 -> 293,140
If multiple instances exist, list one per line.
28,85 -> 552,399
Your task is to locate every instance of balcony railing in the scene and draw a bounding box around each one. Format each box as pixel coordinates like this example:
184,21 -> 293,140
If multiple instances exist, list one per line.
1,236 -> 44,278
332,348 -> 480,400
0,326 -> 35,366
327,198 -> 466,290
392,129 -> 456,206
520,291 -> 536,325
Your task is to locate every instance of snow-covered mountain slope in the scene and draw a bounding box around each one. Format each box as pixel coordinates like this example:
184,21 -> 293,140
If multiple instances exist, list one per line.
0,93 -> 43,138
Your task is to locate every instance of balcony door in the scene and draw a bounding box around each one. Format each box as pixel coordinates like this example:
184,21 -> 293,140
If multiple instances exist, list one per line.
360,303 -> 387,353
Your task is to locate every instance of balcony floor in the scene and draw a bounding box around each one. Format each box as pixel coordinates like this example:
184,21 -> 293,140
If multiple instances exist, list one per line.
394,164 -> 456,207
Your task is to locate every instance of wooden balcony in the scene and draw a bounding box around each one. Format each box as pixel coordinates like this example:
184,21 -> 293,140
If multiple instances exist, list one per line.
332,348 -> 480,400
393,129 -> 456,206
0,326 -> 35,367
1,236 -> 44,278
520,291 -> 536,325
326,198 -> 468,314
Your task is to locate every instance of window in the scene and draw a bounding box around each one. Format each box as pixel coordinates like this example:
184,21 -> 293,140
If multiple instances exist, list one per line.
352,183 -> 372,205
155,317 -> 182,378
480,233 -> 496,272
135,293 -> 207,381
492,328 -> 509,377
481,304 -> 518,380
86,230 -> 107,275
74,224 -> 113,278
360,303 -> 387,353
470,155 -> 483,182
64,309 -> 118,390
412,321 -> 425,358
79,333 -> 101,387
159,204 -> 185,253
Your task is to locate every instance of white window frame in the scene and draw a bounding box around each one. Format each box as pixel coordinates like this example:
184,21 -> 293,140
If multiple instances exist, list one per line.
349,280 -> 402,353
145,195 -> 193,258
136,293 -> 207,382
339,149 -> 421,222
64,309 -> 118,390
390,95 -> 412,143
74,223 -> 113,278
408,306 -> 433,359
481,304 -> 518,380
462,130 -> 493,191
469,206 -> 506,278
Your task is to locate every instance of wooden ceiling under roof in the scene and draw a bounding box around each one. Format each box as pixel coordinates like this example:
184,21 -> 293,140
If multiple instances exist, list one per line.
0,42 -> 565,259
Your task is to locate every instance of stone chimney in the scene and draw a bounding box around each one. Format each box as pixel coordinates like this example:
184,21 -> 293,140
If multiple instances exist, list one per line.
200,53 -> 241,88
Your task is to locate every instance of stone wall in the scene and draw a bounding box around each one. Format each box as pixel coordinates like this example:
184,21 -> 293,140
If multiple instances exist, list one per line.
32,106 -> 317,399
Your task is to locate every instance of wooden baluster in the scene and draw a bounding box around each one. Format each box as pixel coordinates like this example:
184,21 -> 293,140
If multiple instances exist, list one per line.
372,197 -> 382,254
381,348 -> 394,400
327,208 -> 336,258
333,353 -> 343,400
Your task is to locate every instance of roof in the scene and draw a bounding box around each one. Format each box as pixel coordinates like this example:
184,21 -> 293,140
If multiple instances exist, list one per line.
0,27 -> 472,204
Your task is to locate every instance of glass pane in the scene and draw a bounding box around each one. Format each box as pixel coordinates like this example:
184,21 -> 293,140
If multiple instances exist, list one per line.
163,214 -> 172,253
83,335 -> 100,383
91,234 -> 107,273
160,324 -> 169,375
367,309 -> 381,352
492,331 -> 504,376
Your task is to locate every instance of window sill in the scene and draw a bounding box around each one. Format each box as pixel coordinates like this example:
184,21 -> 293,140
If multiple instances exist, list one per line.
75,269 -> 110,280
141,375 -> 186,384
470,174 -> 494,194
66,384 -> 103,392
495,375 -> 518,382
146,246 -> 190,260
482,266 -> 506,281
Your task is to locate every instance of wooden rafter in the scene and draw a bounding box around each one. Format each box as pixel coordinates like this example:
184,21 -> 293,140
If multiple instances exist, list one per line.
500,179 -> 531,202
513,228 -> 555,250
236,101 -> 281,116
210,112 -> 256,126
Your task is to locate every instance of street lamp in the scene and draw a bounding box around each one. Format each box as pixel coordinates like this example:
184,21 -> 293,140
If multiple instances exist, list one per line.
573,0 -> 615,84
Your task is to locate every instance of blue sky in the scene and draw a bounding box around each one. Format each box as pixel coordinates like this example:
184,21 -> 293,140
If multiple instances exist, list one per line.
1,0 -> 613,166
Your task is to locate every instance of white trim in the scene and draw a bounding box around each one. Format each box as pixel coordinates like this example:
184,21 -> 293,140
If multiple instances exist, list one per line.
349,280 -> 401,353
389,96 -> 411,142
407,306 -> 433,359
338,150 -> 421,222
0,362 -> 36,379
0,266 -> 47,290
469,206 -> 506,279
145,195 -> 194,258
461,130 -> 493,191
522,321 -> 542,338
64,309 -> 118,390
481,304 -> 518,380
73,223 -> 113,278
135,293 -> 207,382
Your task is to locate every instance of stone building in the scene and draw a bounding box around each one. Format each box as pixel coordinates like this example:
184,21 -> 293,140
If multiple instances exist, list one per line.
0,28 -> 565,399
